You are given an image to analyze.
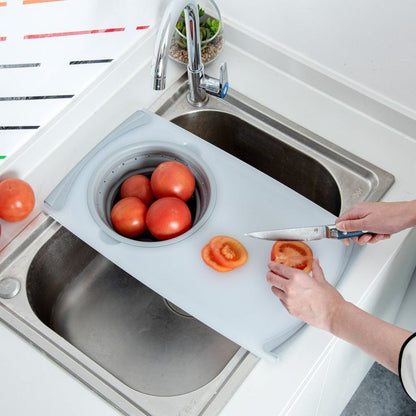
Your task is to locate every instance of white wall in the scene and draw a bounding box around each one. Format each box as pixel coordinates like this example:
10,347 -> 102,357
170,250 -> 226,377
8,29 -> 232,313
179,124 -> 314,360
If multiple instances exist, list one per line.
0,0 -> 162,163
1,0 -> 415,164
220,0 -> 416,118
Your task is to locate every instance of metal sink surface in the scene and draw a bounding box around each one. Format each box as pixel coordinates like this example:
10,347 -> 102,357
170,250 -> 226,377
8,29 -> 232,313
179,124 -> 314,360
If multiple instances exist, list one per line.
151,75 -> 394,216
0,75 -> 394,416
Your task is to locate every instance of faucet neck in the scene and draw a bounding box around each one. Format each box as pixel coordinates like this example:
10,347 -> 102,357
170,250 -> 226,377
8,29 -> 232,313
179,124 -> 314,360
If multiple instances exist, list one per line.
183,2 -> 208,105
152,0 -> 228,106
183,3 -> 202,72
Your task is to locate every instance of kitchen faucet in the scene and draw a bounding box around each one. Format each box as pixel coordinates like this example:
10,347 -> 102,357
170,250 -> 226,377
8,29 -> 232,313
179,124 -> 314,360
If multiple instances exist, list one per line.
152,0 -> 228,106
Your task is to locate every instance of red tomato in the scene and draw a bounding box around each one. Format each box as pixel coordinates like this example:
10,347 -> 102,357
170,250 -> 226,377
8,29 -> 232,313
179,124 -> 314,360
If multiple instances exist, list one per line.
208,236 -> 248,269
270,241 -> 313,273
120,174 -> 154,207
146,196 -> 192,240
201,244 -> 233,272
110,197 -> 147,238
150,161 -> 195,202
0,178 -> 35,222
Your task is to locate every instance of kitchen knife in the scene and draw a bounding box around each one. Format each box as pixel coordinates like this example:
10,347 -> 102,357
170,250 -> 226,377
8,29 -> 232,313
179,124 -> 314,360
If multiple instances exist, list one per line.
245,224 -> 374,241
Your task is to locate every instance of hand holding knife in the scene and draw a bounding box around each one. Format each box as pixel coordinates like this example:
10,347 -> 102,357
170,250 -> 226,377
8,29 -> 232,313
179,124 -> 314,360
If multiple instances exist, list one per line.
245,224 -> 375,241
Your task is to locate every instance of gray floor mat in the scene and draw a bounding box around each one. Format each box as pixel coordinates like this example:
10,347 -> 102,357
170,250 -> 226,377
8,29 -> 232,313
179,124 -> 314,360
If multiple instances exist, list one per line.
341,362 -> 416,416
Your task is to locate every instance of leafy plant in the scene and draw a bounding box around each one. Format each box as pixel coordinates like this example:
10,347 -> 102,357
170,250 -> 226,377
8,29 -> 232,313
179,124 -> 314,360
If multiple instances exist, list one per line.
175,4 -> 221,49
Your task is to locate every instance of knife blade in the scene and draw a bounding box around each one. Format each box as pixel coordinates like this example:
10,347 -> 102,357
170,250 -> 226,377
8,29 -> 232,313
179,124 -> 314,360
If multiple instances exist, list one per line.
245,224 -> 373,241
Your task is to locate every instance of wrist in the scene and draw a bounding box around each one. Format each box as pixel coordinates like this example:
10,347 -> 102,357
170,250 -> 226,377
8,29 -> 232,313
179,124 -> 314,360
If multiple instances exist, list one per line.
326,299 -> 353,335
407,200 -> 416,228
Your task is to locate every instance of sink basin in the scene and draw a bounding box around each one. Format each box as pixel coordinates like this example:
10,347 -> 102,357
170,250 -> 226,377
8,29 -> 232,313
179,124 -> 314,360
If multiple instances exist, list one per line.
0,215 -> 254,415
173,111 -> 341,215
151,75 -> 394,215
27,226 -> 240,397
0,75 -> 394,415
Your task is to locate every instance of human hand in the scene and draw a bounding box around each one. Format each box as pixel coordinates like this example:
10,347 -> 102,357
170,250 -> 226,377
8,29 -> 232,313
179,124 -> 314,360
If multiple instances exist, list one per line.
268,259 -> 414,375
266,259 -> 345,331
335,201 -> 416,245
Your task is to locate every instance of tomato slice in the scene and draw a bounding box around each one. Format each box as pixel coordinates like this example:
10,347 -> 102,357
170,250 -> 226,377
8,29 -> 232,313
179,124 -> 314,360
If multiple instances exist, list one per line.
201,244 -> 233,273
208,236 -> 248,269
270,241 -> 313,273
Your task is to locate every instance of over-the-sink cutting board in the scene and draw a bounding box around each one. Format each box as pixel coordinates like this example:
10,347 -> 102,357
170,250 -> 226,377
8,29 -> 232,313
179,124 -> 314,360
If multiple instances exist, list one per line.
45,110 -> 350,361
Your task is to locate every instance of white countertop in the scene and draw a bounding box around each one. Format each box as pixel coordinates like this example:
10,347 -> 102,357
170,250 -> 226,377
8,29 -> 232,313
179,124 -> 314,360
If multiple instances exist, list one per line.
1,1 -> 416,415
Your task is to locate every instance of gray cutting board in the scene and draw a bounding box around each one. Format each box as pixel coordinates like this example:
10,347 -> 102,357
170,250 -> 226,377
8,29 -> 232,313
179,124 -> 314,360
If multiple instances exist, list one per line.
45,110 -> 350,361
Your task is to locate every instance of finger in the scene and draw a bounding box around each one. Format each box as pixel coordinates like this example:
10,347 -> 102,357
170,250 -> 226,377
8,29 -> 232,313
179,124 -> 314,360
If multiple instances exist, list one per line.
356,234 -> 373,245
368,234 -> 390,244
271,285 -> 285,298
266,271 -> 288,292
311,258 -> 325,282
355,233 -> 390,245
271,285 -> 290,306
336,219 -> 367,232
336,206 -> 366,223
267,261 -> 296,278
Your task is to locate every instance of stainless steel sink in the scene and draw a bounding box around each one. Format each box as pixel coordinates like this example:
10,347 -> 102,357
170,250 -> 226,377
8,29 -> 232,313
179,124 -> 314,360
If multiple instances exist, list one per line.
0,215 -> 255,415
26,225 -> 240,397
0,75 -> 394,415
151,75 -> 394,215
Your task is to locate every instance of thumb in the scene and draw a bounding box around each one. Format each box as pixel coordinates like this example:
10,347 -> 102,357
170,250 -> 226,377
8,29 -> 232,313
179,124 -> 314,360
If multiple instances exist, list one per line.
311,258 -> 325,282
335,219 -> 364,232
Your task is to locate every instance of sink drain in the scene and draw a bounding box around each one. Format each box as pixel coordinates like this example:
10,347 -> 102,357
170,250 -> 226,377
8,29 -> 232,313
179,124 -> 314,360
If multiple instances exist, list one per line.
0,277 -> 21,299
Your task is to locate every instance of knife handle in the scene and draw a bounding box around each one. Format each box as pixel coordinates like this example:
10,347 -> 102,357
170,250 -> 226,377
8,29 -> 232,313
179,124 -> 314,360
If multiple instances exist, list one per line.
332,229 -> 376,240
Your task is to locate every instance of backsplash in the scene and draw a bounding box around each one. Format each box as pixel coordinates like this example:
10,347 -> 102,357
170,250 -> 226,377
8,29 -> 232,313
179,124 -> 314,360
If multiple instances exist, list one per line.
0,0 -> 161,165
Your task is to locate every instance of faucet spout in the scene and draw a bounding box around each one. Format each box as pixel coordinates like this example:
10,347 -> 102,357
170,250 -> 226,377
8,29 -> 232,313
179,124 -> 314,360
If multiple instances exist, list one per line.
152,0 -> 228,106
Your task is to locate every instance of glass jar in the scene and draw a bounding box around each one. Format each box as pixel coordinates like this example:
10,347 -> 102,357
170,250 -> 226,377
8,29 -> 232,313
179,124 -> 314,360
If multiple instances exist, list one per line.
169,0 -> 224,65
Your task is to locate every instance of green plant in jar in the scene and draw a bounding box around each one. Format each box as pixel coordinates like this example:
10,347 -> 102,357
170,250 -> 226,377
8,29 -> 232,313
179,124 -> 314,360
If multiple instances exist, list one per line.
175,5 -> 222,49
170,1 -> 224,65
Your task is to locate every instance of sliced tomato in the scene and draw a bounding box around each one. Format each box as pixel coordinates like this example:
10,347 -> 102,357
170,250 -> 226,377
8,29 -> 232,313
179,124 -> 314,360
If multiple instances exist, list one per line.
208,236 -> 248,269
201,244 -> 233,273
270,241 -> 313,273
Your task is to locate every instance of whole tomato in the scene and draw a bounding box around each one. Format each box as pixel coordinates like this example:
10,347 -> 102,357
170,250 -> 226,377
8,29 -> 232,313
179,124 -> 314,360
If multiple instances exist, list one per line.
146,196 -> 192,240
150,161 -> 195,202
110,196 -> 147,238
0,178 -> 35,222
120,174 -> 154,207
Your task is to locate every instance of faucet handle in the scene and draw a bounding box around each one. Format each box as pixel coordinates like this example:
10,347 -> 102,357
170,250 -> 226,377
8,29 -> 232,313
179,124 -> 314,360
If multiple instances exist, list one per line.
218,63 -> 229,97
202,62 -> 229,99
